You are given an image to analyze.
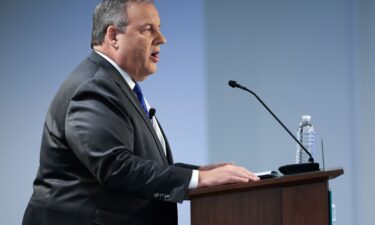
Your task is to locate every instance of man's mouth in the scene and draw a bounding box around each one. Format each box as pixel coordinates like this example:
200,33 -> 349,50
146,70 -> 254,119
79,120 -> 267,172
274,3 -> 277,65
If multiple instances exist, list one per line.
150,51 -> 160,63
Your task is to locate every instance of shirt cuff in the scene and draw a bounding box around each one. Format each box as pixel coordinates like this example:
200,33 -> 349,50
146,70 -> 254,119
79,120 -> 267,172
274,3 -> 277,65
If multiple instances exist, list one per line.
188,170 -> 199,189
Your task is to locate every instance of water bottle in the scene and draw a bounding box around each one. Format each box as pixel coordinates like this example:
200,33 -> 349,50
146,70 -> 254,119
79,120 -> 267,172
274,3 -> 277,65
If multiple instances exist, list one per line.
296,115 -> 315,163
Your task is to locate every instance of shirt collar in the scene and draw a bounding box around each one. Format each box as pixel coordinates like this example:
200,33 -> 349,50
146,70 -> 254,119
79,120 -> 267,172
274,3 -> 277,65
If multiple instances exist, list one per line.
94,50 -> 136,90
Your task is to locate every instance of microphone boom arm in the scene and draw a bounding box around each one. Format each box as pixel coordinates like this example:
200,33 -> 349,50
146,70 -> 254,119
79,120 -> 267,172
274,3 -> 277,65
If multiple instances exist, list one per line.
229,80 -> 314,162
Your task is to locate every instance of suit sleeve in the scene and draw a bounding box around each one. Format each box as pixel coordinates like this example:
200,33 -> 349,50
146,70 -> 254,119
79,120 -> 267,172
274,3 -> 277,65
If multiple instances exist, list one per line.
174,163 -> 200,170
65,77 -> 192,203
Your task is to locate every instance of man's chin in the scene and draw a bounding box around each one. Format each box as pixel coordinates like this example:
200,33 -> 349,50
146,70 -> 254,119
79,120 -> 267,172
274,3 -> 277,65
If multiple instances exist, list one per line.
135,70 -> 156,82
144,66 -> 157,78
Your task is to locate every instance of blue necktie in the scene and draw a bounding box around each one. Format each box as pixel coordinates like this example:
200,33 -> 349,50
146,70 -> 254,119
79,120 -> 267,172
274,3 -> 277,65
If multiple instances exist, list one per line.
133,83 -> 148,115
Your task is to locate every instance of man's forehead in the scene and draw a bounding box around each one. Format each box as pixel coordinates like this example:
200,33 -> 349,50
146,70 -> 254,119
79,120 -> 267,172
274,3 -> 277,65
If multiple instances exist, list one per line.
126,2 -> 160,25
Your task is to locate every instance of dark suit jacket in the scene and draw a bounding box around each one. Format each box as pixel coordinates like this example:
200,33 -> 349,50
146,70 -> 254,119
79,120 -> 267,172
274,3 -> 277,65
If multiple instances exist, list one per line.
22,52 -> 196,225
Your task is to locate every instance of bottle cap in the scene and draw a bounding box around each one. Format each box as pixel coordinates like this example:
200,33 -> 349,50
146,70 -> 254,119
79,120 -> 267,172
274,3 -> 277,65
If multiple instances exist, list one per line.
302,115 -> 311,121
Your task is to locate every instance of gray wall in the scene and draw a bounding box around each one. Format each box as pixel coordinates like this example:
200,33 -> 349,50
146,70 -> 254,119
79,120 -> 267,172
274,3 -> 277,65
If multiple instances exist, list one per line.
207,0 -> 374,224
353,0 -> 375,224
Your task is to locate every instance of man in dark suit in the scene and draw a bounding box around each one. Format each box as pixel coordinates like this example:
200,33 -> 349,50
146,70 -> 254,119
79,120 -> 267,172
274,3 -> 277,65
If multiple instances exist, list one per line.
22,1 -> 259,224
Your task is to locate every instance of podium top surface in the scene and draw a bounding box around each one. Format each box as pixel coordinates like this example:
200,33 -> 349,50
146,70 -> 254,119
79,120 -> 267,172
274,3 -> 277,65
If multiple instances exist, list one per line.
188,167 -> 343,199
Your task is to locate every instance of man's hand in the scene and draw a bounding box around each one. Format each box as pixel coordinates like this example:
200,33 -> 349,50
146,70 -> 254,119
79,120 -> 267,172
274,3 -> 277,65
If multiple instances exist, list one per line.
199,163 -> 233,171
198,163 -> 259,188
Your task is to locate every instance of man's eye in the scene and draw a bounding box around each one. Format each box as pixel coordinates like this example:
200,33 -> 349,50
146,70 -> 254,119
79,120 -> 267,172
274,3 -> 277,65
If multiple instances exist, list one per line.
144,26 -> 152,32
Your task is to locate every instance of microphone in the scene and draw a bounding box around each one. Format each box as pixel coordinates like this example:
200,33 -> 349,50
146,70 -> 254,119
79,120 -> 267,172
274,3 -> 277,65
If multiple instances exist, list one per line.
149,108 -> 156,119
228,80 -> 319,175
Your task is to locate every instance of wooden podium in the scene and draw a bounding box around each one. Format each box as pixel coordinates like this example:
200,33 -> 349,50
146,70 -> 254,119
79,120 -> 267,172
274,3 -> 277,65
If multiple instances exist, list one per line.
188,168 -> 343,225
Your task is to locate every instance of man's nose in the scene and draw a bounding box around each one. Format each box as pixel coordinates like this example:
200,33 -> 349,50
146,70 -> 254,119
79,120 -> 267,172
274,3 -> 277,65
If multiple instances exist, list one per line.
155,30 -> 166,45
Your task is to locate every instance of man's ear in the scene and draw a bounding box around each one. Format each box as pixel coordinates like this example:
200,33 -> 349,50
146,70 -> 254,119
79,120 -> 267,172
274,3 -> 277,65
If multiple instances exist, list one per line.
105,25 -> 120,49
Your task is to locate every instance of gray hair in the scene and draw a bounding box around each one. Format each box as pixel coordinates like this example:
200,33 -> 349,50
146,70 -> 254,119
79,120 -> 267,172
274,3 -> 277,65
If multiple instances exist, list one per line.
91,0 -> 154,48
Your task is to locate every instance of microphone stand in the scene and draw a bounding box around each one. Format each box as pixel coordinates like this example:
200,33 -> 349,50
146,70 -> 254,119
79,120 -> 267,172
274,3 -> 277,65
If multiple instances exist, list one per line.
228,80 -> 320,175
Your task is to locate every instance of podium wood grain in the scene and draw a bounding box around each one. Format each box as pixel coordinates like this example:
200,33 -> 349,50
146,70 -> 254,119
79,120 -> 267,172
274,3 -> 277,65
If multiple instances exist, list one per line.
188,168 -> 343,225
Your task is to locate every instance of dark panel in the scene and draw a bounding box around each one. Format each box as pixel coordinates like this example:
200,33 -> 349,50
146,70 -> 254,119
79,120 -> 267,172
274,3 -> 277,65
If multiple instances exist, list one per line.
191,187 -> 281,225
282,182 -> 329,225
190,169 -> 343,225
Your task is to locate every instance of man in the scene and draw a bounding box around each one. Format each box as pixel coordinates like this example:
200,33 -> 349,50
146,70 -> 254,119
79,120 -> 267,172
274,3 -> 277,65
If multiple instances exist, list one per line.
22,1 -> 259,224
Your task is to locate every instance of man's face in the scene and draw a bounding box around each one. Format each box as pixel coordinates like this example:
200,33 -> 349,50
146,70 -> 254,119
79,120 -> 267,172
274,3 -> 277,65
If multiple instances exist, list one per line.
115,2 -> 166,81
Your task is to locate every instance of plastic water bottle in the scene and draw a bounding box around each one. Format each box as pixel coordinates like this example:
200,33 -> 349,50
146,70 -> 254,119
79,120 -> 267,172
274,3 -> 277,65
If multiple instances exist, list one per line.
296,115 -> 315,163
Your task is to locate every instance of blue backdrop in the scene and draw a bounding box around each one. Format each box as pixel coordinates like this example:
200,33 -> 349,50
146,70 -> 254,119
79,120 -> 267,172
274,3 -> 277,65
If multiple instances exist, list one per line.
0,1 -> 205,225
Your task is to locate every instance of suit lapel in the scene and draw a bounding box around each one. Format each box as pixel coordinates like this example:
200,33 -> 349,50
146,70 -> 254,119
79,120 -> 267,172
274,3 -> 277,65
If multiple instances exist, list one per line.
88,52 -> 168,164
